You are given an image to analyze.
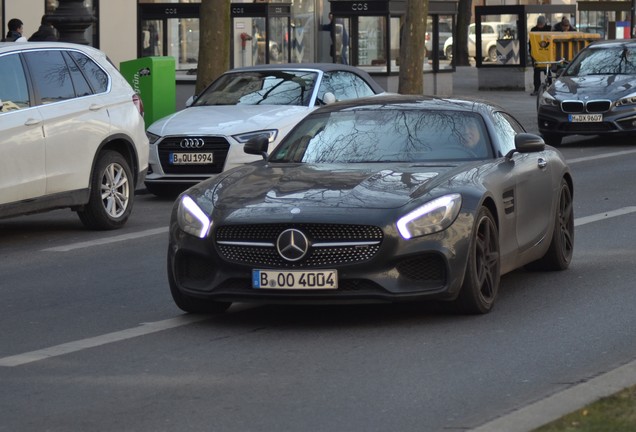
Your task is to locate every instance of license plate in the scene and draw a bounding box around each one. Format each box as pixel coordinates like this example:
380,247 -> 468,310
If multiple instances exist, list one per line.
252,269 -> 338,289
568,114 -> 602,123
169,152 -> 213,164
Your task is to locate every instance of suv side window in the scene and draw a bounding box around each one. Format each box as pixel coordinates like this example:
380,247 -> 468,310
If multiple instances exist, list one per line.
69,51 -> 109,94
62,51 -> 92,97
0,54 -> 30,112
24,50 -> 75,104
318,71 -> 375,101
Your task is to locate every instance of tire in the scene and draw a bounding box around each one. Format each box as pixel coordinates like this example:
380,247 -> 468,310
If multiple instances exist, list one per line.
542,133 -> 562,147
525,179 -> 574,271
77,150 -> 133,230
488,46 -> 498,62
445,45 -> 453,61
455,207 -> 500,314
168,254 -> 231,314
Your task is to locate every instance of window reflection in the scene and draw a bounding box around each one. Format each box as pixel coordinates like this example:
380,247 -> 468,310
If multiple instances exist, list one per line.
272,109 -> 493,163
0,54 -> 30,112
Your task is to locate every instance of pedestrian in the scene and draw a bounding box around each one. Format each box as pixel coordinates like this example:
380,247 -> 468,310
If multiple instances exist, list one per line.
2,18 -> 27,42
320,13 -> 349,65
554,17 -> 576,32
28,15 -> 58,41
529,15 -> 551,96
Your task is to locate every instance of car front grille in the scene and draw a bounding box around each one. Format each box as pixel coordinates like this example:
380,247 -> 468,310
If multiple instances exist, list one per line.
215,223 -> 383,268
561,100 -> 611,114
158,136 -> 230,175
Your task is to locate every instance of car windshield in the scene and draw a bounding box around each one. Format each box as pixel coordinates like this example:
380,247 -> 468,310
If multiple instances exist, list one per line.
270,107 -> 492,163
565,46 -> 636,76
193,70 -> 318,107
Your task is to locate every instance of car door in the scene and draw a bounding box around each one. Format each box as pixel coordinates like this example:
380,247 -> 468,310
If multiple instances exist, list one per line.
0,52 -> 46,205
23,49 -> 111,196
491,112 -> 554,255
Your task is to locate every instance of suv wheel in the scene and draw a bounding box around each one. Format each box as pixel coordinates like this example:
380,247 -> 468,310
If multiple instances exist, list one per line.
488,46 -> 498,62
78,150 -> 134,230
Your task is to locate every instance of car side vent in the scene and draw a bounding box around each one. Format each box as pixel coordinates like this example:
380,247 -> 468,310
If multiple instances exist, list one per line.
502,189 -> 515,215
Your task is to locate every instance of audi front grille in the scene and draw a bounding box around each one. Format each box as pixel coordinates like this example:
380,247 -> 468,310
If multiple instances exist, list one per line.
158,136 -> 230,175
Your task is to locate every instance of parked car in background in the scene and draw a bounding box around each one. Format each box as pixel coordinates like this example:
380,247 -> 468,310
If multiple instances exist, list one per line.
0,42 -> 148,229
444,22 -> 516,62
537,39 -> 636,146
167,94 -> 574,315
144,63 -> 385,197
425,19 -> 453,58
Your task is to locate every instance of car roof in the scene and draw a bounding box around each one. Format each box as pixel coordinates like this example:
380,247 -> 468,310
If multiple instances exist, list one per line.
311,94 -> 505,116
226,63 -> 386,94
0,41 -> 104,56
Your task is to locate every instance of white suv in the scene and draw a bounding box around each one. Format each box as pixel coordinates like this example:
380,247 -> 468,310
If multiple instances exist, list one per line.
444,22 -> 516,62
0,42 -> 149,229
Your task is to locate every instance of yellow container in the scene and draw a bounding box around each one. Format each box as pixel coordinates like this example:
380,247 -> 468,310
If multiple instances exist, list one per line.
529,32 -> 601,64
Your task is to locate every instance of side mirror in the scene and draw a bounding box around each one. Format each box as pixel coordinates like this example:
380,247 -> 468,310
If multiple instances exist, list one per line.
323,92 -> 337,105
185,95 -> 197,107
244,135 -> 269,160
514,133 -> 545,153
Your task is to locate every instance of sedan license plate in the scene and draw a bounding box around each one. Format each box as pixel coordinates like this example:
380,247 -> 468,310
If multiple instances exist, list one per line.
568,114 -> 602,123
169,152 -> 213,164
252,269 -> 338,290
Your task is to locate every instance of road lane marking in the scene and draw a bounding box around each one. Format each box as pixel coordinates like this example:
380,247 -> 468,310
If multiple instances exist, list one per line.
574,206 -> 636,227
0,315 -> 209,367
42,227 -> 168,252
567,148 -> 636,165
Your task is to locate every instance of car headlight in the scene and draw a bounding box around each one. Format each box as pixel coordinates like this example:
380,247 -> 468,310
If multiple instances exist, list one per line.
616,93 -> 636,107
177,195 -> 212,238
232,129 -> 278,144
538,92 -> 559,107
146,131 -> 160,145
397,194 -> 462,240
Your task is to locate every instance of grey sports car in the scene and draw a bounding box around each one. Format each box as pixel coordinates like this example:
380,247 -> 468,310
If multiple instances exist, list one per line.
168,95 -> 574,315
538,39 -> 636,146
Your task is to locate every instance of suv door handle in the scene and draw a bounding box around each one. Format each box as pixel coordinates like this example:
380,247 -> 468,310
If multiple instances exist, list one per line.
24,118 -> 41,126
89,104 -> 105,111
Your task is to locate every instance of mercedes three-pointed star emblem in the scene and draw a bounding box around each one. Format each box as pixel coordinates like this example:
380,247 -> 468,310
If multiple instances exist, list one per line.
276,229 -> 309,262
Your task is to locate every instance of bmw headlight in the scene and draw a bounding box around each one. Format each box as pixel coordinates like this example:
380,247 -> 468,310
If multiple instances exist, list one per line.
616,93 -> 636,107
232,129 -> 278,144
177,195 -> 212,238
538,92 -> 559,107
146,131 -> 160,145
397,194 -> 462,240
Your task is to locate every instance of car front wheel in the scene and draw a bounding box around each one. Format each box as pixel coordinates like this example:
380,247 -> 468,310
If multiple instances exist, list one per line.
455,207 -> 500,314
542,133 -> 562,147
77,150 -> 133,230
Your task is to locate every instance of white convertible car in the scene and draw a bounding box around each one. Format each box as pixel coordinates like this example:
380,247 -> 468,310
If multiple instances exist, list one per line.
144,63 -> 385,196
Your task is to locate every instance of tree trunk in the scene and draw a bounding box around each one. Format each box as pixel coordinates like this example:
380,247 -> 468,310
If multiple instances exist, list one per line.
398,0 -> 428,94
455,0 -> 472,67
196,0 -> 231,95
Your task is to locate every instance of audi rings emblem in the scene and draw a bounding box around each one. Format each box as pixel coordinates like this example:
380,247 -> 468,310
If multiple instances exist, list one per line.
276,229 -> 309,262
180,138 -> 205,149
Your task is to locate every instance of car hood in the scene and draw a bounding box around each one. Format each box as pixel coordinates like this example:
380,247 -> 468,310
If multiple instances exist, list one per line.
187,163 -> 468,214
550,75 -> 636,100
147,105 -> 312,136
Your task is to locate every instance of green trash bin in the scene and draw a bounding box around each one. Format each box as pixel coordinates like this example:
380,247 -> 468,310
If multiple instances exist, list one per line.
120,56 -> 176,128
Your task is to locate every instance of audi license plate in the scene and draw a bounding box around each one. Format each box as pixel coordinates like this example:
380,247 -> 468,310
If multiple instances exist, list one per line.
170,152 -> 213,164
252,269 -> 338,289
568,114 -> 602,123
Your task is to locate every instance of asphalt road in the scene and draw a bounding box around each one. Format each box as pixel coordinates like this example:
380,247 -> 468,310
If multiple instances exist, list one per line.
1,70 -> 636,431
